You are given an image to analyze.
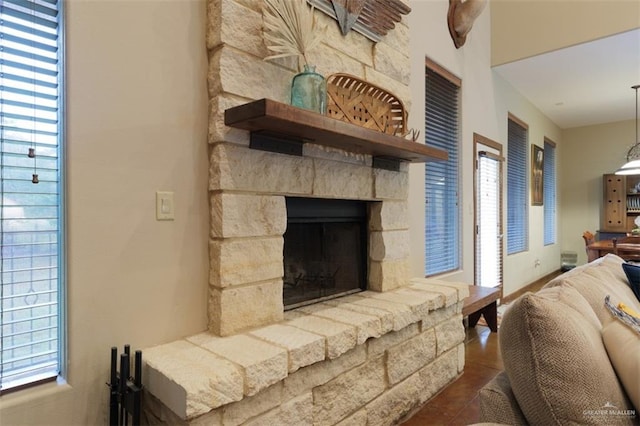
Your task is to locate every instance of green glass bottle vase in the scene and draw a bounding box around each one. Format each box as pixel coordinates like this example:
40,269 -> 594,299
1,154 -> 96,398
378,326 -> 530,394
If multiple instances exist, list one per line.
290,65 -> 327,114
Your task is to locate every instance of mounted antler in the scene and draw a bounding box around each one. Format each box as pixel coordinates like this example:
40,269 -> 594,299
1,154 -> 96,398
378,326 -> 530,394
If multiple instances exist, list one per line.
447,0 -> 487,48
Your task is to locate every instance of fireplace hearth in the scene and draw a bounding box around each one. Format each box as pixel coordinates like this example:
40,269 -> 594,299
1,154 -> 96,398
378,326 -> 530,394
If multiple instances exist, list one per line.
284,197 -> 367,309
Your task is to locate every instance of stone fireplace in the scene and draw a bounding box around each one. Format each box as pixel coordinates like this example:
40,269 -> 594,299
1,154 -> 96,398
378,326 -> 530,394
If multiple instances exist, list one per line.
142,1 -> 469,424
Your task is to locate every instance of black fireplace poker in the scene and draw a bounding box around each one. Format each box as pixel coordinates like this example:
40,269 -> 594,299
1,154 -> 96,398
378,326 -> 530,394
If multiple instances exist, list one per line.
107,345 -> 143,426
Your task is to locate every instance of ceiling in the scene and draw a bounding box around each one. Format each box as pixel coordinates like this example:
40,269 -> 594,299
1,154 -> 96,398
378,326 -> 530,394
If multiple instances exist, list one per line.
493,28 -> 640,130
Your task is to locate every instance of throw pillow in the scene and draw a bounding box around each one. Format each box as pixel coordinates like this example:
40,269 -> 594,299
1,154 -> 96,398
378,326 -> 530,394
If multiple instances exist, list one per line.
500,286 -> 635,425
621,262 -> 640,302
602,319 -> 640,411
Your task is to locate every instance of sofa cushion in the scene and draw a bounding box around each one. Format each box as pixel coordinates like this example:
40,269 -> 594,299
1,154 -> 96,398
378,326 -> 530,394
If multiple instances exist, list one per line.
500,285 -> 635,425
602,318 -> 640,411
544,256 -> 640,326
545,254 -> 627,288
600,253 -> 633,286
478,371 -> 528,425
621,262 -> 640,302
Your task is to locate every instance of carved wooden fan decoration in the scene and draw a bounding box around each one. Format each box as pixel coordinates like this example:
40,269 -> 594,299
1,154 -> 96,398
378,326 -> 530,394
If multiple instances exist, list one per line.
307,0 -> 411,42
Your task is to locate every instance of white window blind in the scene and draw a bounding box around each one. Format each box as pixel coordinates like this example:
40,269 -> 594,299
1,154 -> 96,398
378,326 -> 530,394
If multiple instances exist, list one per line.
506,118 -> 528,254
543,140 -> 556,245
1,0 -> 63,392
425,65 -> 460,276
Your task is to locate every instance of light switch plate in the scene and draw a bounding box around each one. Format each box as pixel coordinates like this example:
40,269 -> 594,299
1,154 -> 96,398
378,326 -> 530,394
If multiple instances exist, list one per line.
156,191 -> 175,220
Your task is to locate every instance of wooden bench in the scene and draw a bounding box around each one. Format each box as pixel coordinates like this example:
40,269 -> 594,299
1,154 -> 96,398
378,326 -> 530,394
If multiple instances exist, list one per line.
462,285 -> 501,332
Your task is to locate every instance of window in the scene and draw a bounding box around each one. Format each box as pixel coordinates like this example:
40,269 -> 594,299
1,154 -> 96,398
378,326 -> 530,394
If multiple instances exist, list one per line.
1,0 -> 64,392
475,135 -> 504,289
506,115 -> 528,255
424,60 -> 460,276
543,138 -> 556,245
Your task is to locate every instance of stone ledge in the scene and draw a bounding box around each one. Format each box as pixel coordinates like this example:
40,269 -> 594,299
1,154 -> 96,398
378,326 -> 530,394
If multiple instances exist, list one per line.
411,278 -> 470,301
142,279 -> 467,420
249,324 -> 325,374
186,333 -> 288,397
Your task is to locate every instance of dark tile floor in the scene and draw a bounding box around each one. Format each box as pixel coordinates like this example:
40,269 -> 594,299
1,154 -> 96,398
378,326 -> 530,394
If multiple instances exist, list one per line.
401,325 -> 501,426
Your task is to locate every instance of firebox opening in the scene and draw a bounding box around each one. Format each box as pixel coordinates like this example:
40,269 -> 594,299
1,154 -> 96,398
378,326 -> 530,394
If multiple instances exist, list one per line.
283,197 -> 368,310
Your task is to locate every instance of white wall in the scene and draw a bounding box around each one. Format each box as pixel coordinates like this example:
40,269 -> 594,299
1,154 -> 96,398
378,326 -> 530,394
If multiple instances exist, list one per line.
0,1 -> 210,424
408,0 -> 562,297
560,119 -> 636,265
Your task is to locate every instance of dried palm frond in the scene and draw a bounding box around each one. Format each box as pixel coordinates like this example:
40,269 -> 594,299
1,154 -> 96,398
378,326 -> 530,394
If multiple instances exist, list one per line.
263,0 -> 326,71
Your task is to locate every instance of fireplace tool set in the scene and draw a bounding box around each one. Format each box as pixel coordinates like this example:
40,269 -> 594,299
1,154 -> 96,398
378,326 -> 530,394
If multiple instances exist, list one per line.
107,345 -> 143,426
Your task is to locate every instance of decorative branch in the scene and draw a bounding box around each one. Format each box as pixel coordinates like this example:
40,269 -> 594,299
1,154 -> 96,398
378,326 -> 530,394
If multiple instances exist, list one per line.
406,128 -> 420,142
263,0 -> 327,71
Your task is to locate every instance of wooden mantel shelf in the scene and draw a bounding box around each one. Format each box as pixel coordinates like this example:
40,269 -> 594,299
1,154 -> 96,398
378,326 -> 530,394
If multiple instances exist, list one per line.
224,99 -> 448,164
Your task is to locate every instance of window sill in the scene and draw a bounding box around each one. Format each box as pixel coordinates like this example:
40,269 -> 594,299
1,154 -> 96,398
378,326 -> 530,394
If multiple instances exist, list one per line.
0,376 -> 71,409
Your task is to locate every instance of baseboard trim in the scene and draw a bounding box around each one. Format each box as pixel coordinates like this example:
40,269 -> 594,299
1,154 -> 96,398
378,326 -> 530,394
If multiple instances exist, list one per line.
501,269 -> 563,305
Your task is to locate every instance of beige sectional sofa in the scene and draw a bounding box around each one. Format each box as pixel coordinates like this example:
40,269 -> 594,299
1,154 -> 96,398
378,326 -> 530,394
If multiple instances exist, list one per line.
479,254 -> 639,425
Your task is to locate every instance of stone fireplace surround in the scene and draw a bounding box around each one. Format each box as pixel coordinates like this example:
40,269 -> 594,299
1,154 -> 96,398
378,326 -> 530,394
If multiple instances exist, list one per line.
141,1 -> 469,424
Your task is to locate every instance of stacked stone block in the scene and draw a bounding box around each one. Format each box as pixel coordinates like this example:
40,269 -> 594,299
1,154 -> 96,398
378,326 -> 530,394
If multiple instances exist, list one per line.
143,280 -> 469,425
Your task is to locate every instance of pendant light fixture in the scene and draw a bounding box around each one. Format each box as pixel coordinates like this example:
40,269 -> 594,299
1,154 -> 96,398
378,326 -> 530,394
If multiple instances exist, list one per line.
615,84 -> 640,175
